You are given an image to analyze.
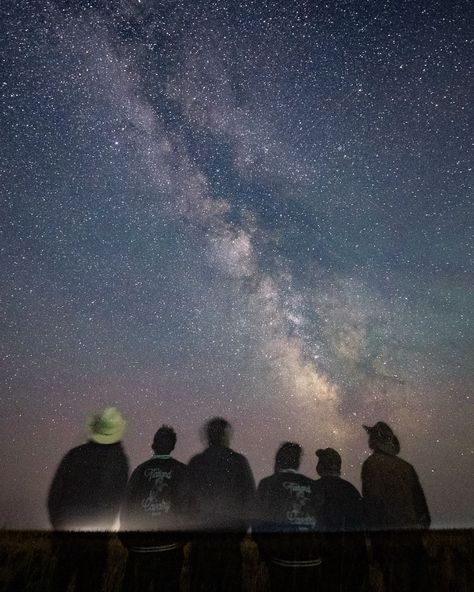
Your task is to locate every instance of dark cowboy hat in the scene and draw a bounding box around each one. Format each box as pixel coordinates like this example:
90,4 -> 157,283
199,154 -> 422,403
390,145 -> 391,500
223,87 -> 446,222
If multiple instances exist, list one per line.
363,421 -> 394,442
363,421 -> 400,453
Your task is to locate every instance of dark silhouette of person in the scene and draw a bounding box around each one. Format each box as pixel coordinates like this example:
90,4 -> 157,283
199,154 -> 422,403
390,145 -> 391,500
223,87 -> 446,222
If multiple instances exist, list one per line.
361,421 -> 431,591
315,448 -> 363,531
47,406 -> 129,592
255,442 -> 324,592
187,417 -> 256,592
314,448 -> 367,592
120,425 -> 188,592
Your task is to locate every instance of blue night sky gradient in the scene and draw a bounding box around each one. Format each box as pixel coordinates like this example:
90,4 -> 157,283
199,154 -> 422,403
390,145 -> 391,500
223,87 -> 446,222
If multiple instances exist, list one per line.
0,0 -> 472,528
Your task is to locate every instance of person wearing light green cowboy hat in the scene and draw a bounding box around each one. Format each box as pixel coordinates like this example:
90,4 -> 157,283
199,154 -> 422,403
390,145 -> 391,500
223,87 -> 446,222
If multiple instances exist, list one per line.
87,406 -> 127,444
47,406 -> 130,592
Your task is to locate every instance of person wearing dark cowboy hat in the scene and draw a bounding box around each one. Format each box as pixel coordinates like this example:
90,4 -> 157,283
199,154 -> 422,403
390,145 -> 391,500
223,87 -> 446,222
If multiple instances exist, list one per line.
361,422 -> 430,531
120,425 -> 189,592
47,406 -> 129,592
254,442 -> 324,592
314,448 -> 367,592
361,421 -> 431,591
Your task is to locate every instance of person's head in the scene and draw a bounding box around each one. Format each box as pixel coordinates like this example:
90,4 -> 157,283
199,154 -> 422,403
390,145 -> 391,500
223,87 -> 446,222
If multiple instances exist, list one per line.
206,417 -> 232,447
274,442 -> 302,472
316,448 -> 342,477
152,425 -> 177,455
363,421 -> 400,454
87,406 -> 126,444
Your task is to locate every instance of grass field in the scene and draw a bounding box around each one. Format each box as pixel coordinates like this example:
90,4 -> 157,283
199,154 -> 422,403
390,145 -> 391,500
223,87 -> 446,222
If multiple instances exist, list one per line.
0,529 -> 472,591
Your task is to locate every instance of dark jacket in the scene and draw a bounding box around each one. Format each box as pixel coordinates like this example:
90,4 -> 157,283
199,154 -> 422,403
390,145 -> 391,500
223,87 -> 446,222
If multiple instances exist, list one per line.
361,448 -> 431,530
120,455 -> 188,549
47,441 -> 129,530
257,470 -> 324,532
314,475 -> 364,531
187,444 -> 256,532
255,470 -> 324,562
314,477 -> 368,591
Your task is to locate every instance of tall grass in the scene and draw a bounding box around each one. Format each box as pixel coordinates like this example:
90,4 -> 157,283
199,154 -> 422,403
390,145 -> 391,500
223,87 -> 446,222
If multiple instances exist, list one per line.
0,529 -> 472,592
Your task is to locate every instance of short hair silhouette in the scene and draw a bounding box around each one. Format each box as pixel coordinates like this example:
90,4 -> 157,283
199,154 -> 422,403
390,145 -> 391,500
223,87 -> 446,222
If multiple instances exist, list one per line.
152,425 -> 177,455
206,417 -> 231,446
274,442 -> 302,472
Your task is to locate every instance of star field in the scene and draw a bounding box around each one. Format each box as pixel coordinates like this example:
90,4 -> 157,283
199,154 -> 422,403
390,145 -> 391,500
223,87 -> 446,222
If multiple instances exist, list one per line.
0,0 -> 472,528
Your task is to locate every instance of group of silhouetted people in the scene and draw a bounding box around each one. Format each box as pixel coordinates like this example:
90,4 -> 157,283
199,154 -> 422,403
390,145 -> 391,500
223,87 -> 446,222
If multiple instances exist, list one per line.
47,408 -> 431,592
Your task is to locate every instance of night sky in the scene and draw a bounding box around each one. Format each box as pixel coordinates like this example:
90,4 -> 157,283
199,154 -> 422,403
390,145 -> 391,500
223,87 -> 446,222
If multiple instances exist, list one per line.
1,0 -> 472,529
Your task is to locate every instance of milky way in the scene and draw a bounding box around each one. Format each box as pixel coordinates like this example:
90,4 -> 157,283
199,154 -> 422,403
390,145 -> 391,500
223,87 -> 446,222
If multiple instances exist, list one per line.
1,0 -> 472,528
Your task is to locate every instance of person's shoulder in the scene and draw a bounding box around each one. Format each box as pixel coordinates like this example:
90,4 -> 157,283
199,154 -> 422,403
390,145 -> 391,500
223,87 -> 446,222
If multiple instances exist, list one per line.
217,446 -> 248,467
395,455 -> 418,477
230,448 -> 250,463
170,456 -> 186,466
339,477 -> 362,496
65,442 -> 94,458
131,457 -> 155,473
170,457 -> 187,471
134,456 -> 185,471
340,476 -> 360,490
395,454 -> 414,469
72,441 -> 93,451
362,452 -> 376,465
258,474 -> 275,488
54,445 -> 81,469
361,453 -> 385,480
311,476 -> 330,490
58,442 -> 104,469
364,451 -> 413,470
379,452 -> 413,472
234,451 -> 254,477
188,450 -> 205,467
103,441 -> 128,463
273,471 -> 312,485
279,471 -> 313,487
362,452 -> 386,469
297,472 -> 314,485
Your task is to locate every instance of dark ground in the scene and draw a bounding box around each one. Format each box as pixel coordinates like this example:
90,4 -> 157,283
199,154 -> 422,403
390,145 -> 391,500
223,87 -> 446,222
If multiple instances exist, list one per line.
0,529 -> 472,592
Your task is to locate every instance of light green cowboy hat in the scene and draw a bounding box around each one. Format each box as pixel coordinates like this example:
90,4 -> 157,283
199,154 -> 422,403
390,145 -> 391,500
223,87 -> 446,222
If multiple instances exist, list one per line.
87,407 -> 127,444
